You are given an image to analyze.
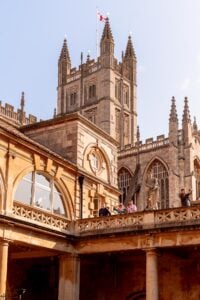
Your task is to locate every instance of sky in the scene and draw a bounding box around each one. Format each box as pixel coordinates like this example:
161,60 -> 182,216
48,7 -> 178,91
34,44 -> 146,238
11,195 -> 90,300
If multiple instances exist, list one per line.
0,0 -> 200,140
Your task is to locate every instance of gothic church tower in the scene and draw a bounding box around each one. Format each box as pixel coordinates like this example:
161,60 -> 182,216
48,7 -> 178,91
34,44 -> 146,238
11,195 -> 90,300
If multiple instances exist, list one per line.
57,19 -> 138,148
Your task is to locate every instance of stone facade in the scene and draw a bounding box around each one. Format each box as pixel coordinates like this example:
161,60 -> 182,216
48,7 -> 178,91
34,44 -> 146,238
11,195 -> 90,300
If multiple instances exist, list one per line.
56,18 -> 200,211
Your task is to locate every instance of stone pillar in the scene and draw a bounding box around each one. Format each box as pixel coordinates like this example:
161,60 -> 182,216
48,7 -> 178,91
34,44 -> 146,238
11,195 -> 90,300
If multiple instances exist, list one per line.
58,254 -> 80,300
0,240 -> 9,297
146,248 -> 159,300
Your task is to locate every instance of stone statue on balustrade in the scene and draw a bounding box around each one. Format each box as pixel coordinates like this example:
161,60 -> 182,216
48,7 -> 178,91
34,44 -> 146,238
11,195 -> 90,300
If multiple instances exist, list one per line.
145,177 -> 160,210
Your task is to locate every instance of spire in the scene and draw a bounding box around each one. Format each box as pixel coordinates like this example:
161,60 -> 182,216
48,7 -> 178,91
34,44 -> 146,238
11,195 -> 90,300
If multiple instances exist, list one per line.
19,91 -> 25,125
136,125 -> 140,144
59,38 -> 71,62
182,97 -> 191,123
124,35 -> 136,60
100,18 -> 115,67
169,96 -> 178,145
58,38 -> 71,86
20,91 -> 25,111
193,116 -> 198,131
182,97 -> 192,145
100,18 -> 114,42
169,96 -> 178,122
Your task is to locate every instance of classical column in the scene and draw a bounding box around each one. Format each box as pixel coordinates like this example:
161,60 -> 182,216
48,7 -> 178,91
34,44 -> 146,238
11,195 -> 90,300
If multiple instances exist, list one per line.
146,248 -> 159,300
58,254 -> 80,300
0,240 -> 9,297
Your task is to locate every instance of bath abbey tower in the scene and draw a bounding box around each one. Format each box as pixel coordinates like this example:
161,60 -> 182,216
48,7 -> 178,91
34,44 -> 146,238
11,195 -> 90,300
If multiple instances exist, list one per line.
56,18 -> 200,211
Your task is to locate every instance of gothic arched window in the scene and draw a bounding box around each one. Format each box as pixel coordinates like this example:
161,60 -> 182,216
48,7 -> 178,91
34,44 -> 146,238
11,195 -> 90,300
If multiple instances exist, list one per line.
118,168 -> 132,203
194,159 -> 200,199
14,172 -> 66,216
146,160 -> 169,209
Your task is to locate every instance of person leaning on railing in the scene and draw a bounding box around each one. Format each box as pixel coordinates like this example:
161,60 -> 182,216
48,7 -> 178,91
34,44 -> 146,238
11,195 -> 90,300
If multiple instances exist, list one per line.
126,200 -> 137,213
113,203 -> 126,214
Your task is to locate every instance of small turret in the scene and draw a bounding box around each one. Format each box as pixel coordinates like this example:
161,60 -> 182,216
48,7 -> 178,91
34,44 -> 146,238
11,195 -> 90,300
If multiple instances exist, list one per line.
58,38 -> 71,86
124,35 -> 136,60
169,96 -> 178,145
100,18 -> 115,67
182,97 -> 191,123
182,97 -> 192,145
123,35 -> 137,83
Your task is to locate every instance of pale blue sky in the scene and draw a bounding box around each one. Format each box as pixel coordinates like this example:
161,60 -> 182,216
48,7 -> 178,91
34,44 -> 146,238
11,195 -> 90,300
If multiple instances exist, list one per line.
0,0 -> 200,140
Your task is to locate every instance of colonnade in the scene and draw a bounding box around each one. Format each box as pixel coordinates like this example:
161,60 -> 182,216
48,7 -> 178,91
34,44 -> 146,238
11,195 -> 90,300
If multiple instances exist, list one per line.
0,242 -> 159,300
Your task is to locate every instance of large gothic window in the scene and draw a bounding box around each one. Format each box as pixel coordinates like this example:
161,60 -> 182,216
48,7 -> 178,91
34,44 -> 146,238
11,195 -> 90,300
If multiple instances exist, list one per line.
194,159 -> 200,199
146,160 -> 169,209
118,168 -> 132,203
14,172 -> 66,216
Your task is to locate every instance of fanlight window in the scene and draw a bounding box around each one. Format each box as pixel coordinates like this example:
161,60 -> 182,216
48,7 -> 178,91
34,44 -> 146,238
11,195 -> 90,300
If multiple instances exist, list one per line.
118,168 -> 132,203
14,172 -> 66,216
146,160 -> 169,209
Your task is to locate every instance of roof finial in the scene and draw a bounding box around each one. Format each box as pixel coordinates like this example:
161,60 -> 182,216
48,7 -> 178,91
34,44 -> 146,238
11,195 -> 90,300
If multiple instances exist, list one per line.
193,116 -> 198,131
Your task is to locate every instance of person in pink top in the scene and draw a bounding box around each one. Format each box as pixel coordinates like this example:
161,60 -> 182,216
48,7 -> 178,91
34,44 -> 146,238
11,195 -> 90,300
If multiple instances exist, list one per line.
126,200 -> 137,213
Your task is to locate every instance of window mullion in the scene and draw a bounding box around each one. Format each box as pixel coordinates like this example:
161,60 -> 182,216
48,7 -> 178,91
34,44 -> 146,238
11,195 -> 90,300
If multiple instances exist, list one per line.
50,180 -> 54,213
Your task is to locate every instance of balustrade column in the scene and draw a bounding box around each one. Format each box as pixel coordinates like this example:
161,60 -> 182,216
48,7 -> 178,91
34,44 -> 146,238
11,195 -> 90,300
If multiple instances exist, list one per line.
58,254 -> 80,300
0,240 -> 9,297
146,248 -> 159,300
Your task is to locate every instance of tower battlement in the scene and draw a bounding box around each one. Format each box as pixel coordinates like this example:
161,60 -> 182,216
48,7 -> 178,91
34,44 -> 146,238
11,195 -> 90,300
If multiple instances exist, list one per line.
0,100 -> 37,126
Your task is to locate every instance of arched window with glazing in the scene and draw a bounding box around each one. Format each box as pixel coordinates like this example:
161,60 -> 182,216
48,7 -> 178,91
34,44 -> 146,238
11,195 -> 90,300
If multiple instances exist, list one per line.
146,159 -> 169,209
118,168 -> 132,203
14,172 -> 67,217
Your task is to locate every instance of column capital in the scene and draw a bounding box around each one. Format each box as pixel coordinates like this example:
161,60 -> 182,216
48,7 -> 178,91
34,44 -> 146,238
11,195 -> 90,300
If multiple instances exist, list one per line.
59,253 -> 79,260
145,247 -> 158,253
0,239 -> 10,246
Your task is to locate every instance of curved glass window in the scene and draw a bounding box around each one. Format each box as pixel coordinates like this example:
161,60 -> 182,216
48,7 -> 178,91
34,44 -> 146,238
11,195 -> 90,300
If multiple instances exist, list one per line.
14,172 -> 66,216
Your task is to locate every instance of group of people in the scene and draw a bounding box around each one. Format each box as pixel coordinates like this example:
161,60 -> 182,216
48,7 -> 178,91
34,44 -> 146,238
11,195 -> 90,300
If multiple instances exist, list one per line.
98,186 -> 193,217
99,200 -> 137,217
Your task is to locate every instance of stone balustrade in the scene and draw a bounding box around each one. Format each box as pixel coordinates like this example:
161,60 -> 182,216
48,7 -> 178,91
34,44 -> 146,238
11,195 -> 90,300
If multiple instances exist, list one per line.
12,201 -> 72,233
9,202 -> 200,237
75,205 -> 200,235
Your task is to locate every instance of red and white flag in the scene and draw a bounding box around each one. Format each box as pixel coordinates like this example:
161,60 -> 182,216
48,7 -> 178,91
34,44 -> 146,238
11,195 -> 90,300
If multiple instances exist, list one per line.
97,12 -> 106,22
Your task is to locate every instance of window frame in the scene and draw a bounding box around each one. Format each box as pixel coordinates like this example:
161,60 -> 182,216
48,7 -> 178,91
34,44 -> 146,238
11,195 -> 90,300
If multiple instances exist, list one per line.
14,171 -> 67,217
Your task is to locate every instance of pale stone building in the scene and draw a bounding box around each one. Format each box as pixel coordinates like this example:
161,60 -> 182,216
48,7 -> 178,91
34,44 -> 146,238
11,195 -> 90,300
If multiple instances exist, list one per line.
1,18 -> 200,300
